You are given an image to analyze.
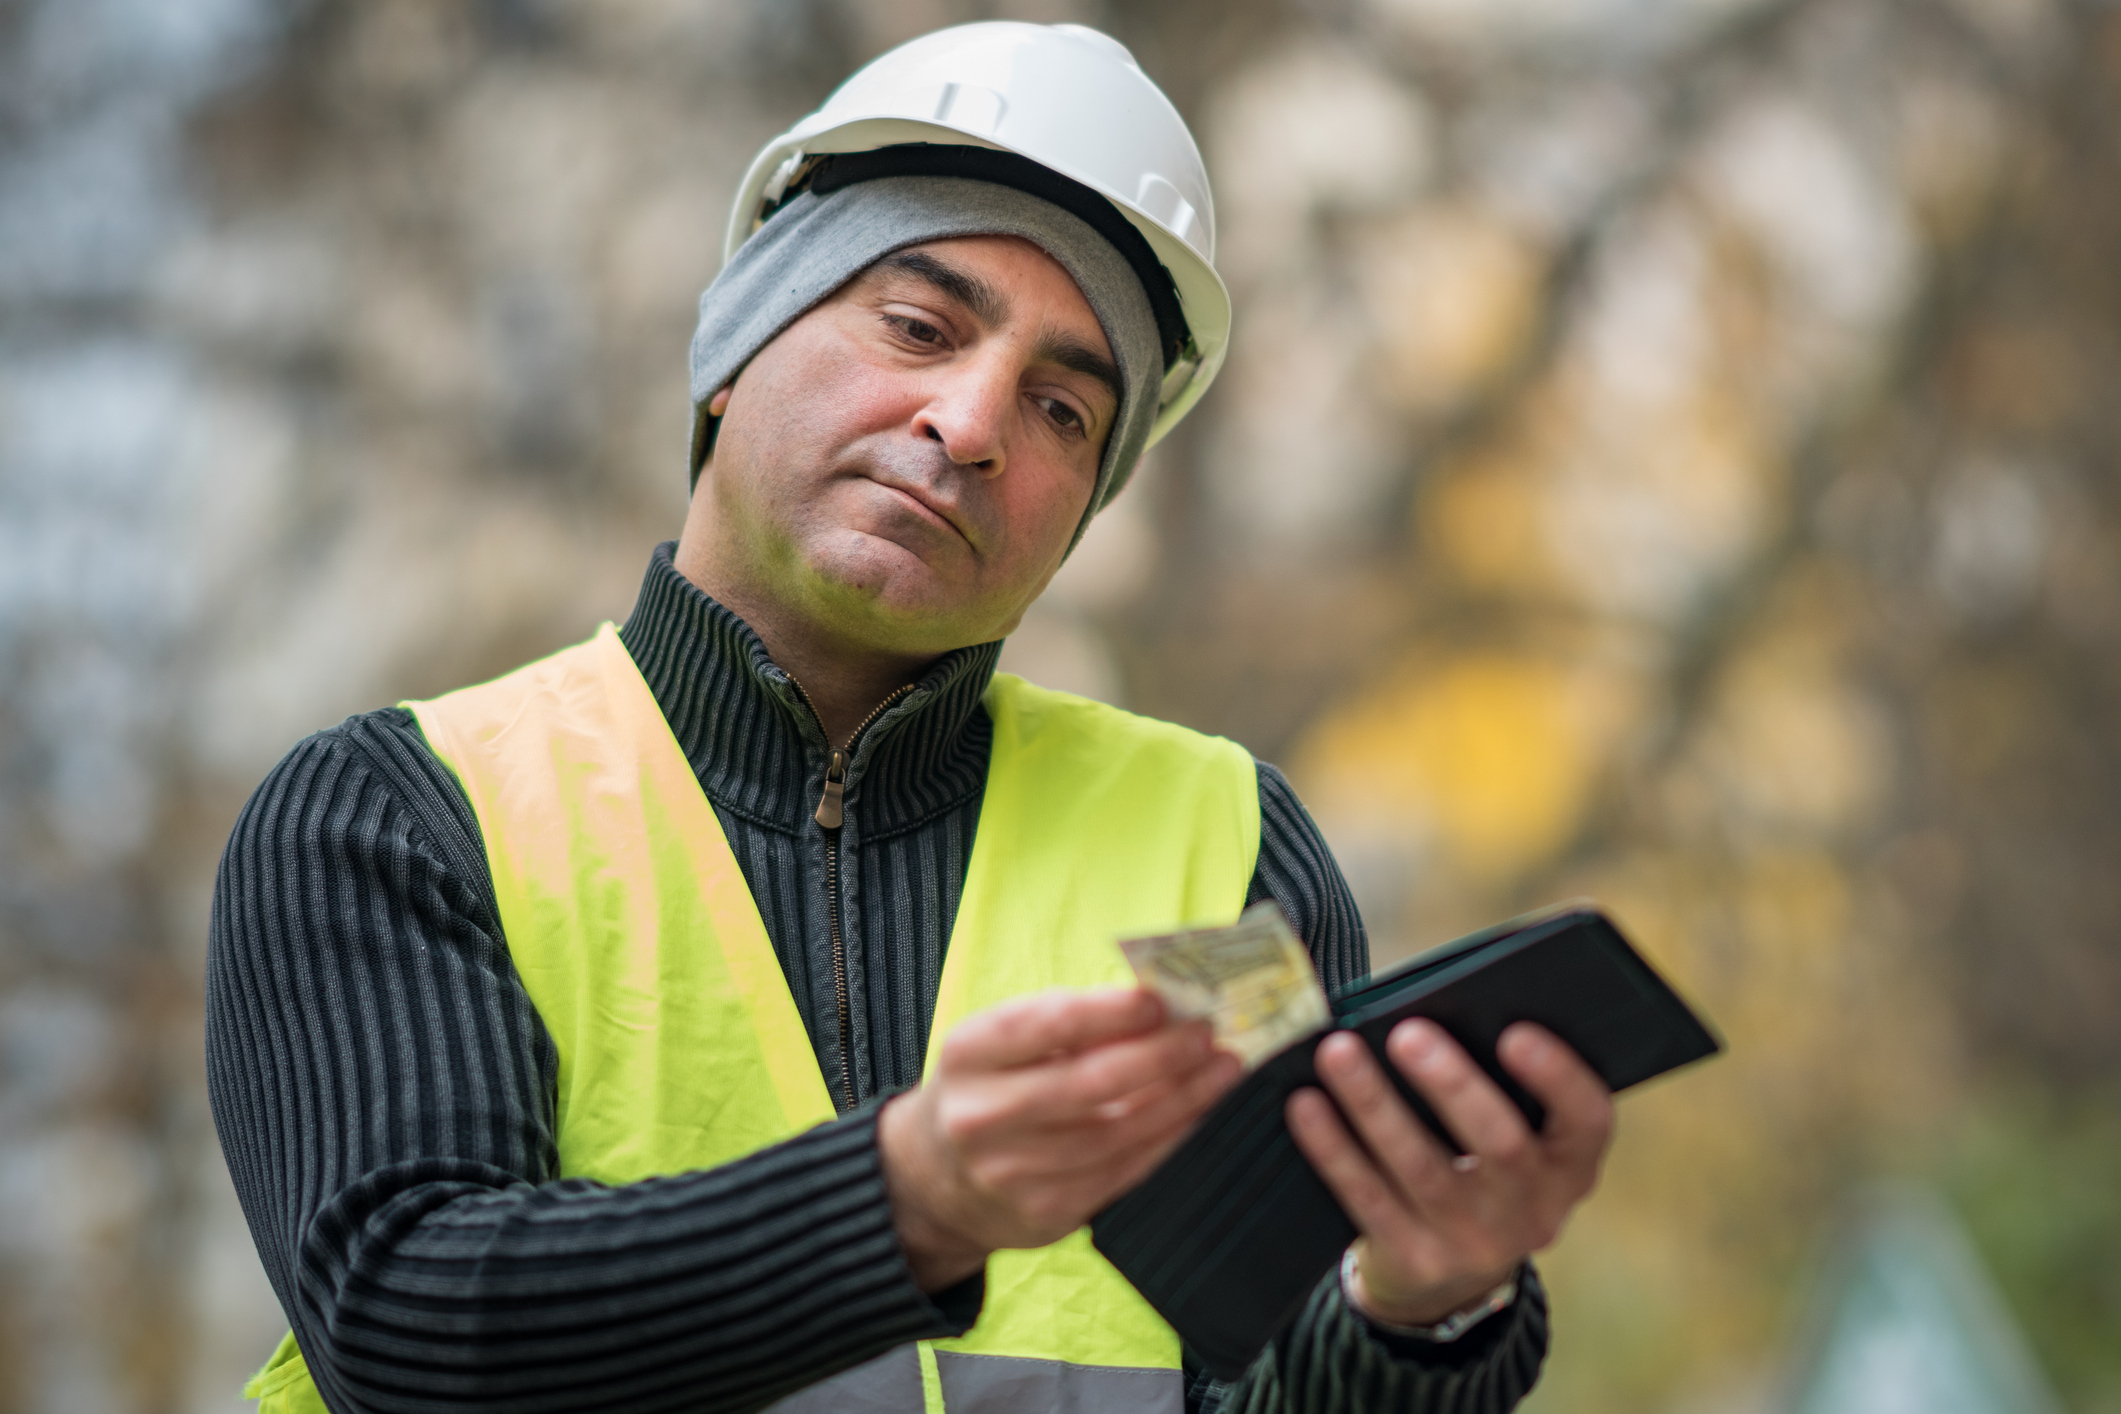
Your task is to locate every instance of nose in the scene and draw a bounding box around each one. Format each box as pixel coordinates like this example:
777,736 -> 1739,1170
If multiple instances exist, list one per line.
911,350 -> 1011,477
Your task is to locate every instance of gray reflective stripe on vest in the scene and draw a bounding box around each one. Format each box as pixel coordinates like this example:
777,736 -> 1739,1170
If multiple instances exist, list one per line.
764,1345 -> 919,1413
937,1350 -> 1183,1412
762,1343 -> 1184,1413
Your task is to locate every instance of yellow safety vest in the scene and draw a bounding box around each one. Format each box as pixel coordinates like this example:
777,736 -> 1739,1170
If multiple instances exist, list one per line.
245,622 -> 1258,1413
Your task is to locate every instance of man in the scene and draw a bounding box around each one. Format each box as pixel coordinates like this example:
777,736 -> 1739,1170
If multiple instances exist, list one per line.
208,22 -> 1612,1414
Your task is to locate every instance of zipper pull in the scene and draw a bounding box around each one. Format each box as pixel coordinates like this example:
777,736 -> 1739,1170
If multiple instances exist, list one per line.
815,750 -> 847,829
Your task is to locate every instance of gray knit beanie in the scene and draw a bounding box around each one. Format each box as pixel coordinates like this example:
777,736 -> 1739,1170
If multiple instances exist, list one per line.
688,172 -> 1164,548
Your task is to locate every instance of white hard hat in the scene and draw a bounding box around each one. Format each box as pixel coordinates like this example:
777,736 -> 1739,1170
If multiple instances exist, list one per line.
724,22 -> 1229,448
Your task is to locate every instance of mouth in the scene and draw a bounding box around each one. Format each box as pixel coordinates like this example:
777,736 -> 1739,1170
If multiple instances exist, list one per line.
868,476 -> 975,550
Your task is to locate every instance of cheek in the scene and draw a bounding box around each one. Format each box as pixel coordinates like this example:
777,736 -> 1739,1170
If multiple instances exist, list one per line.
994,462 -> 1097,579
729,328 -> 917,453
802,344 -> 911,430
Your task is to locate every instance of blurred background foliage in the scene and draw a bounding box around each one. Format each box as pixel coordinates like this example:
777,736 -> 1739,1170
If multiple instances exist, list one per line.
0,0 -> 2117,1410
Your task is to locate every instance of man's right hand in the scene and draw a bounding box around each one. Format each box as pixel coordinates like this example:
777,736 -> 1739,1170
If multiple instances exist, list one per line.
877,987 -> 1242,1292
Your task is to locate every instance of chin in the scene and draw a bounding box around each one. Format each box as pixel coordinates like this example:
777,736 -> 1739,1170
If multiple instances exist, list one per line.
803,536 -> 989,647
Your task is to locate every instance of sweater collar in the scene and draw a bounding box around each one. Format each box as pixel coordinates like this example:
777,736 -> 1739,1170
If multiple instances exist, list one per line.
618,542 -> 1000,836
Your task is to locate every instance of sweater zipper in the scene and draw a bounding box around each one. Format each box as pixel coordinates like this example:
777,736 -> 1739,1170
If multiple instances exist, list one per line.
791,680 -> 915,1111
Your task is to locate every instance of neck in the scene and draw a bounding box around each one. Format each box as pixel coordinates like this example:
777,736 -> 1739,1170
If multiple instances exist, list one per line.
757,612 -> 928,752
674,540 -> 931,753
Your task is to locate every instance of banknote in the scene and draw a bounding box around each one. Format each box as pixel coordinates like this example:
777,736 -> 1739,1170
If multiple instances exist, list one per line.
1119,902 -> 1331,1071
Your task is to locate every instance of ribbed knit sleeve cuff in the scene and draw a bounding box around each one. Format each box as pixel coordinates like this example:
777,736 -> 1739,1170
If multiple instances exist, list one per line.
1314,1262 -> 1548,1405
710,1101 -> 986,1377
1353,1263 -> 1544,1371
1203,1263 -> 1549,1414
831,1091 -> 986,1340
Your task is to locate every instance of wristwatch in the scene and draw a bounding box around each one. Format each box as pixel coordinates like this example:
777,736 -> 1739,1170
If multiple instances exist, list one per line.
1339,1249 -> 1521,1343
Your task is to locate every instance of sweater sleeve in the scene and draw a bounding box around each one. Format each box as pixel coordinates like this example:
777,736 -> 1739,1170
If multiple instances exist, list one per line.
204,708 -> 977,1414
1180,762 -> 1550,1414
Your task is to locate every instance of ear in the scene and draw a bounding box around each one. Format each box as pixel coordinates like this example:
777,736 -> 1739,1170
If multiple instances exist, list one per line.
689,384 -> 737,490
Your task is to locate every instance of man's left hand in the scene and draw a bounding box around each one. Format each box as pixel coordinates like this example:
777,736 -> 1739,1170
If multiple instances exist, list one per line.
1286,1019 -> 1613,1328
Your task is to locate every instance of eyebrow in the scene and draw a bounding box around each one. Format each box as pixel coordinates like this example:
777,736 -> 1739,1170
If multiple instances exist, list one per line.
876,249 -> 1123,414
1033,331 -> 1122,413
879,249 -> 1007,328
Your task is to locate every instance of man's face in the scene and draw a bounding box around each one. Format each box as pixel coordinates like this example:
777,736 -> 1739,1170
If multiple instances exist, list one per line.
690,233 -> 1120,659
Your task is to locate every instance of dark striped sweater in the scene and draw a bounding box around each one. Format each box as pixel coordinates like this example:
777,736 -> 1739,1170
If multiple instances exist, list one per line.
205,543 -> 1548,1414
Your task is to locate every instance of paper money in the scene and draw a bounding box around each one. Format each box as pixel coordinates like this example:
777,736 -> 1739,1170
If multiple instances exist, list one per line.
1119,902 -> 1331,1070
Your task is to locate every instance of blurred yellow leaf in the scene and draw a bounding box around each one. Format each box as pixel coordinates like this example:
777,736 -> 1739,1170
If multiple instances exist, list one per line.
1294,652 -> 1621,885
1419,447 -> 1560,598
1356,201 -> 1543,416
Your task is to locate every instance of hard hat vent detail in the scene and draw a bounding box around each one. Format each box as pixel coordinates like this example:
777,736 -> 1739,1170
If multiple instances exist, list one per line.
1134,175 -> 1199,247
933,83 -> 1007,136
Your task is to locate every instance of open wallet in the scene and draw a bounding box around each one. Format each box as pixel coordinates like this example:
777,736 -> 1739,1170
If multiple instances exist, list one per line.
1089,901 -> 1723,1379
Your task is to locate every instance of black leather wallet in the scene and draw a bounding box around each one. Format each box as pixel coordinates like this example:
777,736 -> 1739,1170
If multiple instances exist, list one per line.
1089,901 -> 1722,1379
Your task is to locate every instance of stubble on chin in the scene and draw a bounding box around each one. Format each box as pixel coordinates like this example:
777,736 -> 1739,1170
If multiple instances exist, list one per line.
770,497 -> 990,654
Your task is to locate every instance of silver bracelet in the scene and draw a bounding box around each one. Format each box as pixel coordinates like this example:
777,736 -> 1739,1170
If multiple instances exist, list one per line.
1339,1249 -> 1520,1343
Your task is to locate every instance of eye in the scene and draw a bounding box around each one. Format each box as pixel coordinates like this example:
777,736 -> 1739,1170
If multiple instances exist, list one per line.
1038,396 -> 1087,438
885,314 -> 947,348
